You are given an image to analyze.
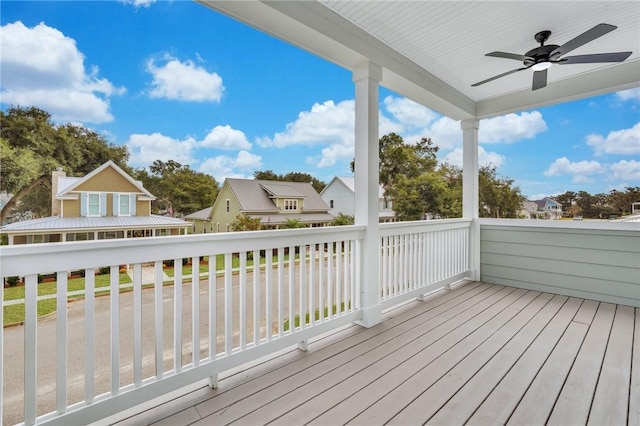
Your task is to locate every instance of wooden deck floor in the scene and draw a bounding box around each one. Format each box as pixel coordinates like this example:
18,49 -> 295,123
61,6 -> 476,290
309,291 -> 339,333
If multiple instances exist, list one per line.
115,281 -> 639,426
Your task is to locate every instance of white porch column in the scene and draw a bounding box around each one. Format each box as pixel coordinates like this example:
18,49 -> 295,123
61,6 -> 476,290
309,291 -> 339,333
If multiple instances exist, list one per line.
462,119 -> 480,280
353,61 -> 382,328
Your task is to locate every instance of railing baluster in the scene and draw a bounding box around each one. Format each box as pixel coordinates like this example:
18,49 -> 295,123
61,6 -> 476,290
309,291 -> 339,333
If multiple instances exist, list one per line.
327,242 -> 333,319
224,253 -> 232,354
154,261 -> 163,378
174,259 -> 183,372
208,254 -> 217,360
85,269 -> 95,403
288,246 -> 294,333
239,252 -> 247,349
56,271 -> 68,414
24,273 -> 38,425
265,249 -> 273,341
318,243 -> 324,321
335,241 -> 342,314
277,248 -> 284,335
192,256 -> 200,366
299,245 -> 307,330
110,265 -> 120,395
343,240 -> 349,311
253,250 -> 260,345
308,245 -> 315,326
133,263 -> 142,386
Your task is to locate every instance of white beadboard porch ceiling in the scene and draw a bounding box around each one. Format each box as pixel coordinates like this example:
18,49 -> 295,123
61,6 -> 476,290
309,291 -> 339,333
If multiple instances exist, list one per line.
198,1 -> 640,120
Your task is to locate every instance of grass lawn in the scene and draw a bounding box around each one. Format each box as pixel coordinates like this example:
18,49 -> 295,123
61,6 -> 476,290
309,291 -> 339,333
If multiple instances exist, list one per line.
3,272 -> 132,325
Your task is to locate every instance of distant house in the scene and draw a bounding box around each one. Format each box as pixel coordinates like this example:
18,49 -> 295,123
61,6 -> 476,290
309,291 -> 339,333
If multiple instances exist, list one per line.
0,161 -> 191,245
520,197 -> 563,220
185,206 -> 213,234
320,176 -> 395,223
209,178 -> 334,232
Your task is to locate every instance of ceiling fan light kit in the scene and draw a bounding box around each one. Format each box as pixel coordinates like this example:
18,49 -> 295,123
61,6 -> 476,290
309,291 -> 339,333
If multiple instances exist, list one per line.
472,23 -> 632,91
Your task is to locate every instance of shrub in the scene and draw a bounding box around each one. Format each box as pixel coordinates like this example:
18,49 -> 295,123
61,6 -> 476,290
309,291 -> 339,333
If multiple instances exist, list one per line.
6,276 -> 20,287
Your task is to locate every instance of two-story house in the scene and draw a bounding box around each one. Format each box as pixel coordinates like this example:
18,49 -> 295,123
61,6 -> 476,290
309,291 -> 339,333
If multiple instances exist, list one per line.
206,178 -> 334,232
320,176 -> 395,223
0,161 -> 191,244
519,197 -> 563,220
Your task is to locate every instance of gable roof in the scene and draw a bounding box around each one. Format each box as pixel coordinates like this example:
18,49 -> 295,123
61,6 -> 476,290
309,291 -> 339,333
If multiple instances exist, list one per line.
321,176 -> 386,198
225,178 -> 330,213
58,161 -> 155,200
185,206 -> 213,220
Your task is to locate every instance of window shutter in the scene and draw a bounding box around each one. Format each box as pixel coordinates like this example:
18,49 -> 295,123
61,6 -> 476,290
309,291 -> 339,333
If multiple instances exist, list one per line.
113,193 -> 119,216
130,194 -> 137,215
80,193 -> 87,217
100,193 -> 107,216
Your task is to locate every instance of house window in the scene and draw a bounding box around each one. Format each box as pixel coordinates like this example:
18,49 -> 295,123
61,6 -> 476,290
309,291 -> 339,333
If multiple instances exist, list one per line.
330,200 -> 334,208
88,193 -> 100,216
66,232 -> 94,242
284,199 -> 298,211
216,223 -> 220,232
226,199 -> 230,213
119,194 -> 130,215
226,223 -> 230,232
97,231 -> 124,240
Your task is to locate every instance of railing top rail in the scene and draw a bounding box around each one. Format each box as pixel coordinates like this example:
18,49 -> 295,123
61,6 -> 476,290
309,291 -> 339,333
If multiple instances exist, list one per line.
0,225 -> 366,278
478,218 -> 640,232
379,218 -> 472,236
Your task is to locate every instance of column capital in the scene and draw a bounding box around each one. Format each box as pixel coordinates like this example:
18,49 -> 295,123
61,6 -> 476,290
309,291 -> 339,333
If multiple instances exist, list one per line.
460,118 -> 479,131
352,61 -> 382,83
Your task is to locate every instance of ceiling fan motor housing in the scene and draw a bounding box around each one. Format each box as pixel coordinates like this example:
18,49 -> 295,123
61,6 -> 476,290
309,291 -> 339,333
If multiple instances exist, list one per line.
524,45 -> 561,66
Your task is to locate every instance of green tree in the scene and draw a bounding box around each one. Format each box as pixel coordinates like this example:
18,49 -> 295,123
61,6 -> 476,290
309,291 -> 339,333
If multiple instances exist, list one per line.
607,187 -> 640,215
282,218 -> 307,229
0,106 -> 129,223
253,170 -> 326,193
135,160 -> 218,216
553,191 -> 578,217
478,165 -> 525,218
330,213 -> 355,226
230,214 -> 263,231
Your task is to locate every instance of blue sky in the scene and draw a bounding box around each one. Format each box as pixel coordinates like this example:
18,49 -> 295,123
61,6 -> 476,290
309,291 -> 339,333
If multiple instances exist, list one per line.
1,1 -> 639,200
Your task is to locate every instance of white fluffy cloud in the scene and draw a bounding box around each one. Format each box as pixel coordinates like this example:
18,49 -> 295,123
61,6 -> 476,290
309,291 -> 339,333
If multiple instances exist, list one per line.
126,133 -> 197,167
609,160 -> 640,181
443,146 -> 506,168
479,111 -> 548,143
0,21 -> 122,123
383,96 -> 439,129
616,87 -> 640,102
201,125 -> 251,150
120,0 -> 156,7
199,151 -> 262,182
586,122 -> 640,156
257,100 -> 355,148
146,55 -> 224,102
543,157 -> 606,183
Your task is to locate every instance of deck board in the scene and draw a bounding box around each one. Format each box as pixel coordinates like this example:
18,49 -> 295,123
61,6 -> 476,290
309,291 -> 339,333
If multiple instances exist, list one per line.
114,282 -> 637,426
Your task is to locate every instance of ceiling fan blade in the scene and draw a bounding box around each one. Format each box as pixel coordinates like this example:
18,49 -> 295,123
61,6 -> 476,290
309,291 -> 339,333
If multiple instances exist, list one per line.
532,69 -> 548,90
486,51 -> 529,61
558,52 -> 632,64
471,67 -> 529,87
551,23 -> 617,57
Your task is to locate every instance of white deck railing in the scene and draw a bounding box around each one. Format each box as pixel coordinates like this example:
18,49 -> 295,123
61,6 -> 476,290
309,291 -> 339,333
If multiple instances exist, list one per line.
1,220 -> 471,425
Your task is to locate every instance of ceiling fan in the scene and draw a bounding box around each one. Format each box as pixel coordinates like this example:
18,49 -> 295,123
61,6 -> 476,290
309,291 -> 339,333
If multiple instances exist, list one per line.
472,23 -> 632,90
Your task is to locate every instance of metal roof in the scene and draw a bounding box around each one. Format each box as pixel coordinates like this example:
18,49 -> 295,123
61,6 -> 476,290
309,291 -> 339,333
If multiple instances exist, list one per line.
198,1 -> 639,120
0,215 -> 191,234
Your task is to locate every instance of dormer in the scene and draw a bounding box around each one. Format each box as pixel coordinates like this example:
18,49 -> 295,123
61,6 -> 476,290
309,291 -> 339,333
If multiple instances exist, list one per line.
259,183 -> 307,213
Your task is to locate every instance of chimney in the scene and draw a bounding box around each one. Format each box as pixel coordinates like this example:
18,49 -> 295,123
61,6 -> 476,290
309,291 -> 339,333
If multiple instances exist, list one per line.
51,167 -> 66,217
